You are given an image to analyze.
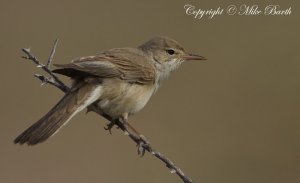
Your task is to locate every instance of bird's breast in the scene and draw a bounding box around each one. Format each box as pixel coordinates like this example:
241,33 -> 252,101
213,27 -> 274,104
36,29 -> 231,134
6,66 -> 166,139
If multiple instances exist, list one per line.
96,78 -> 156,119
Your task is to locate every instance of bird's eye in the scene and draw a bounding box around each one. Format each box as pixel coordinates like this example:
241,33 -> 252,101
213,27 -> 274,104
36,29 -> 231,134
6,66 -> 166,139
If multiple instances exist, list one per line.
166,49 -> 175,55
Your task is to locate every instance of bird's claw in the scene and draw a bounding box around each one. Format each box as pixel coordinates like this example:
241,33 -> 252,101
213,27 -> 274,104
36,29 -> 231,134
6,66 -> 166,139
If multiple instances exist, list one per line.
137,135 -> 150,157
104,121 -> 116,135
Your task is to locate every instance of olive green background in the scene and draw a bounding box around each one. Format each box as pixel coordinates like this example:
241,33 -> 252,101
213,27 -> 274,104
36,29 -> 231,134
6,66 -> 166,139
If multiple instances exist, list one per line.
1,1 -> 299,183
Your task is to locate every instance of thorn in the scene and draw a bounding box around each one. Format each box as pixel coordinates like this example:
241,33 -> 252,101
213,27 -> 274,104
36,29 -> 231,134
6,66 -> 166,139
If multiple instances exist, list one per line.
23,48 -> 31,52
170,169 -> 176,174
37,65 -> 43,68
124,131 -> 129,135
34,74 -> 45,81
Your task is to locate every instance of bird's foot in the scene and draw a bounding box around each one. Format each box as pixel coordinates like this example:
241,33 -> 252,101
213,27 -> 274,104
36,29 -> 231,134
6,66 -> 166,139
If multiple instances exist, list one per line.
104,121 -> 116,135
137,135 -> 150,157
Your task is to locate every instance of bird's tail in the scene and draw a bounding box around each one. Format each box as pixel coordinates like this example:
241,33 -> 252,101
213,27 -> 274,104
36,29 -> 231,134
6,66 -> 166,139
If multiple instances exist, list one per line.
14,82 -> 102,145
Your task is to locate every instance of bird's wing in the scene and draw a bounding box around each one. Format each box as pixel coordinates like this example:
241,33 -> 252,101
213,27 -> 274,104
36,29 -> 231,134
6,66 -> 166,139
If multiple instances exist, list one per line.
53,48 -> 156,85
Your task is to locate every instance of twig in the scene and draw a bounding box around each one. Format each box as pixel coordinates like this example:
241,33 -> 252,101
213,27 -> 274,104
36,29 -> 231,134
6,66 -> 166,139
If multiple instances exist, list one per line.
21,40 -> 194,183
46,38 -> 59,69
88,105 -> 192,182
22,45 -> 69,93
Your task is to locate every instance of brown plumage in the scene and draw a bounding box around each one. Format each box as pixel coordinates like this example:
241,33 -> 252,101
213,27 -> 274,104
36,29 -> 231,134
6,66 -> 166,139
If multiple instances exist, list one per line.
14,36 -> 205,145
53,48 -> 156,84
14,81 -> 102,145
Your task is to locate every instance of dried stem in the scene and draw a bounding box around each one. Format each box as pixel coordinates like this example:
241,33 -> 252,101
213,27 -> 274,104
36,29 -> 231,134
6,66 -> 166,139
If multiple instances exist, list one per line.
46,38 -> 59,69
21,39 -> 193,183
22,45 -> 69,93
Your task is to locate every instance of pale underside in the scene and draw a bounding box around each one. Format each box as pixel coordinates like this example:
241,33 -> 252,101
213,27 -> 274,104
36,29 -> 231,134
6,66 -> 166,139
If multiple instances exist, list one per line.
53,48 -> 159,119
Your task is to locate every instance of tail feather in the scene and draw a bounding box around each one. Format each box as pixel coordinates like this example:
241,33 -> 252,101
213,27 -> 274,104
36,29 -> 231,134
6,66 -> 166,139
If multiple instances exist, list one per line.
14,83 -> 102,145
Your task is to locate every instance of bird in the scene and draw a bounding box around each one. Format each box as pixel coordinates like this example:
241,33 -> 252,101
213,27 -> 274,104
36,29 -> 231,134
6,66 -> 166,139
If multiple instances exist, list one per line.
14,36 -> 206,145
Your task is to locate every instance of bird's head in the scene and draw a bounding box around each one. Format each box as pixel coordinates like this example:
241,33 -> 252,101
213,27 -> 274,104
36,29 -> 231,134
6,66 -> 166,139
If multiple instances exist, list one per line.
139,36 -> 206,73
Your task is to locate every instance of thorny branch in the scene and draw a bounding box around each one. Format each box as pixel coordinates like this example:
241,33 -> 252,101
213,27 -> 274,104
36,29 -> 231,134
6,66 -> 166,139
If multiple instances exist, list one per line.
21,39 -> 194,183
22,39 -> 69,93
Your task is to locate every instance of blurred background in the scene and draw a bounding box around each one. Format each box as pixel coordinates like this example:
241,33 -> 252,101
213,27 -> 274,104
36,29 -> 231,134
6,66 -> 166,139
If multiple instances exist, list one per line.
1,0 -> 299,183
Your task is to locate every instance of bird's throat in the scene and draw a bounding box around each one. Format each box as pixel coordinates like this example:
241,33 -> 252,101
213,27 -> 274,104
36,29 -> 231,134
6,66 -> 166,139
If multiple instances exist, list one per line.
154,58 -> 182,89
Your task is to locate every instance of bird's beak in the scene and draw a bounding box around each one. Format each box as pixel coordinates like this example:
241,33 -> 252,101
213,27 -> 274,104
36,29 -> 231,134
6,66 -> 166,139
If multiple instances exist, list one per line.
183,53 -> 206,61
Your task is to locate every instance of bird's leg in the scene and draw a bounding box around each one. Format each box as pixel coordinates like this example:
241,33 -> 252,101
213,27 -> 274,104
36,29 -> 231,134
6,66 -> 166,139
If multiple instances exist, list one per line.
118,113 -> 140,135
87,104 -> 116,134
119,114 -> 138,135
102,113 -> 139,135
119,114 -> 150,156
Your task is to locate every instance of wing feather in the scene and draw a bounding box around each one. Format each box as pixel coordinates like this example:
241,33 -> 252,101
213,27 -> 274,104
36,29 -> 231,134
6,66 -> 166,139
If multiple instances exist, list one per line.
53,48 -> 156,84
